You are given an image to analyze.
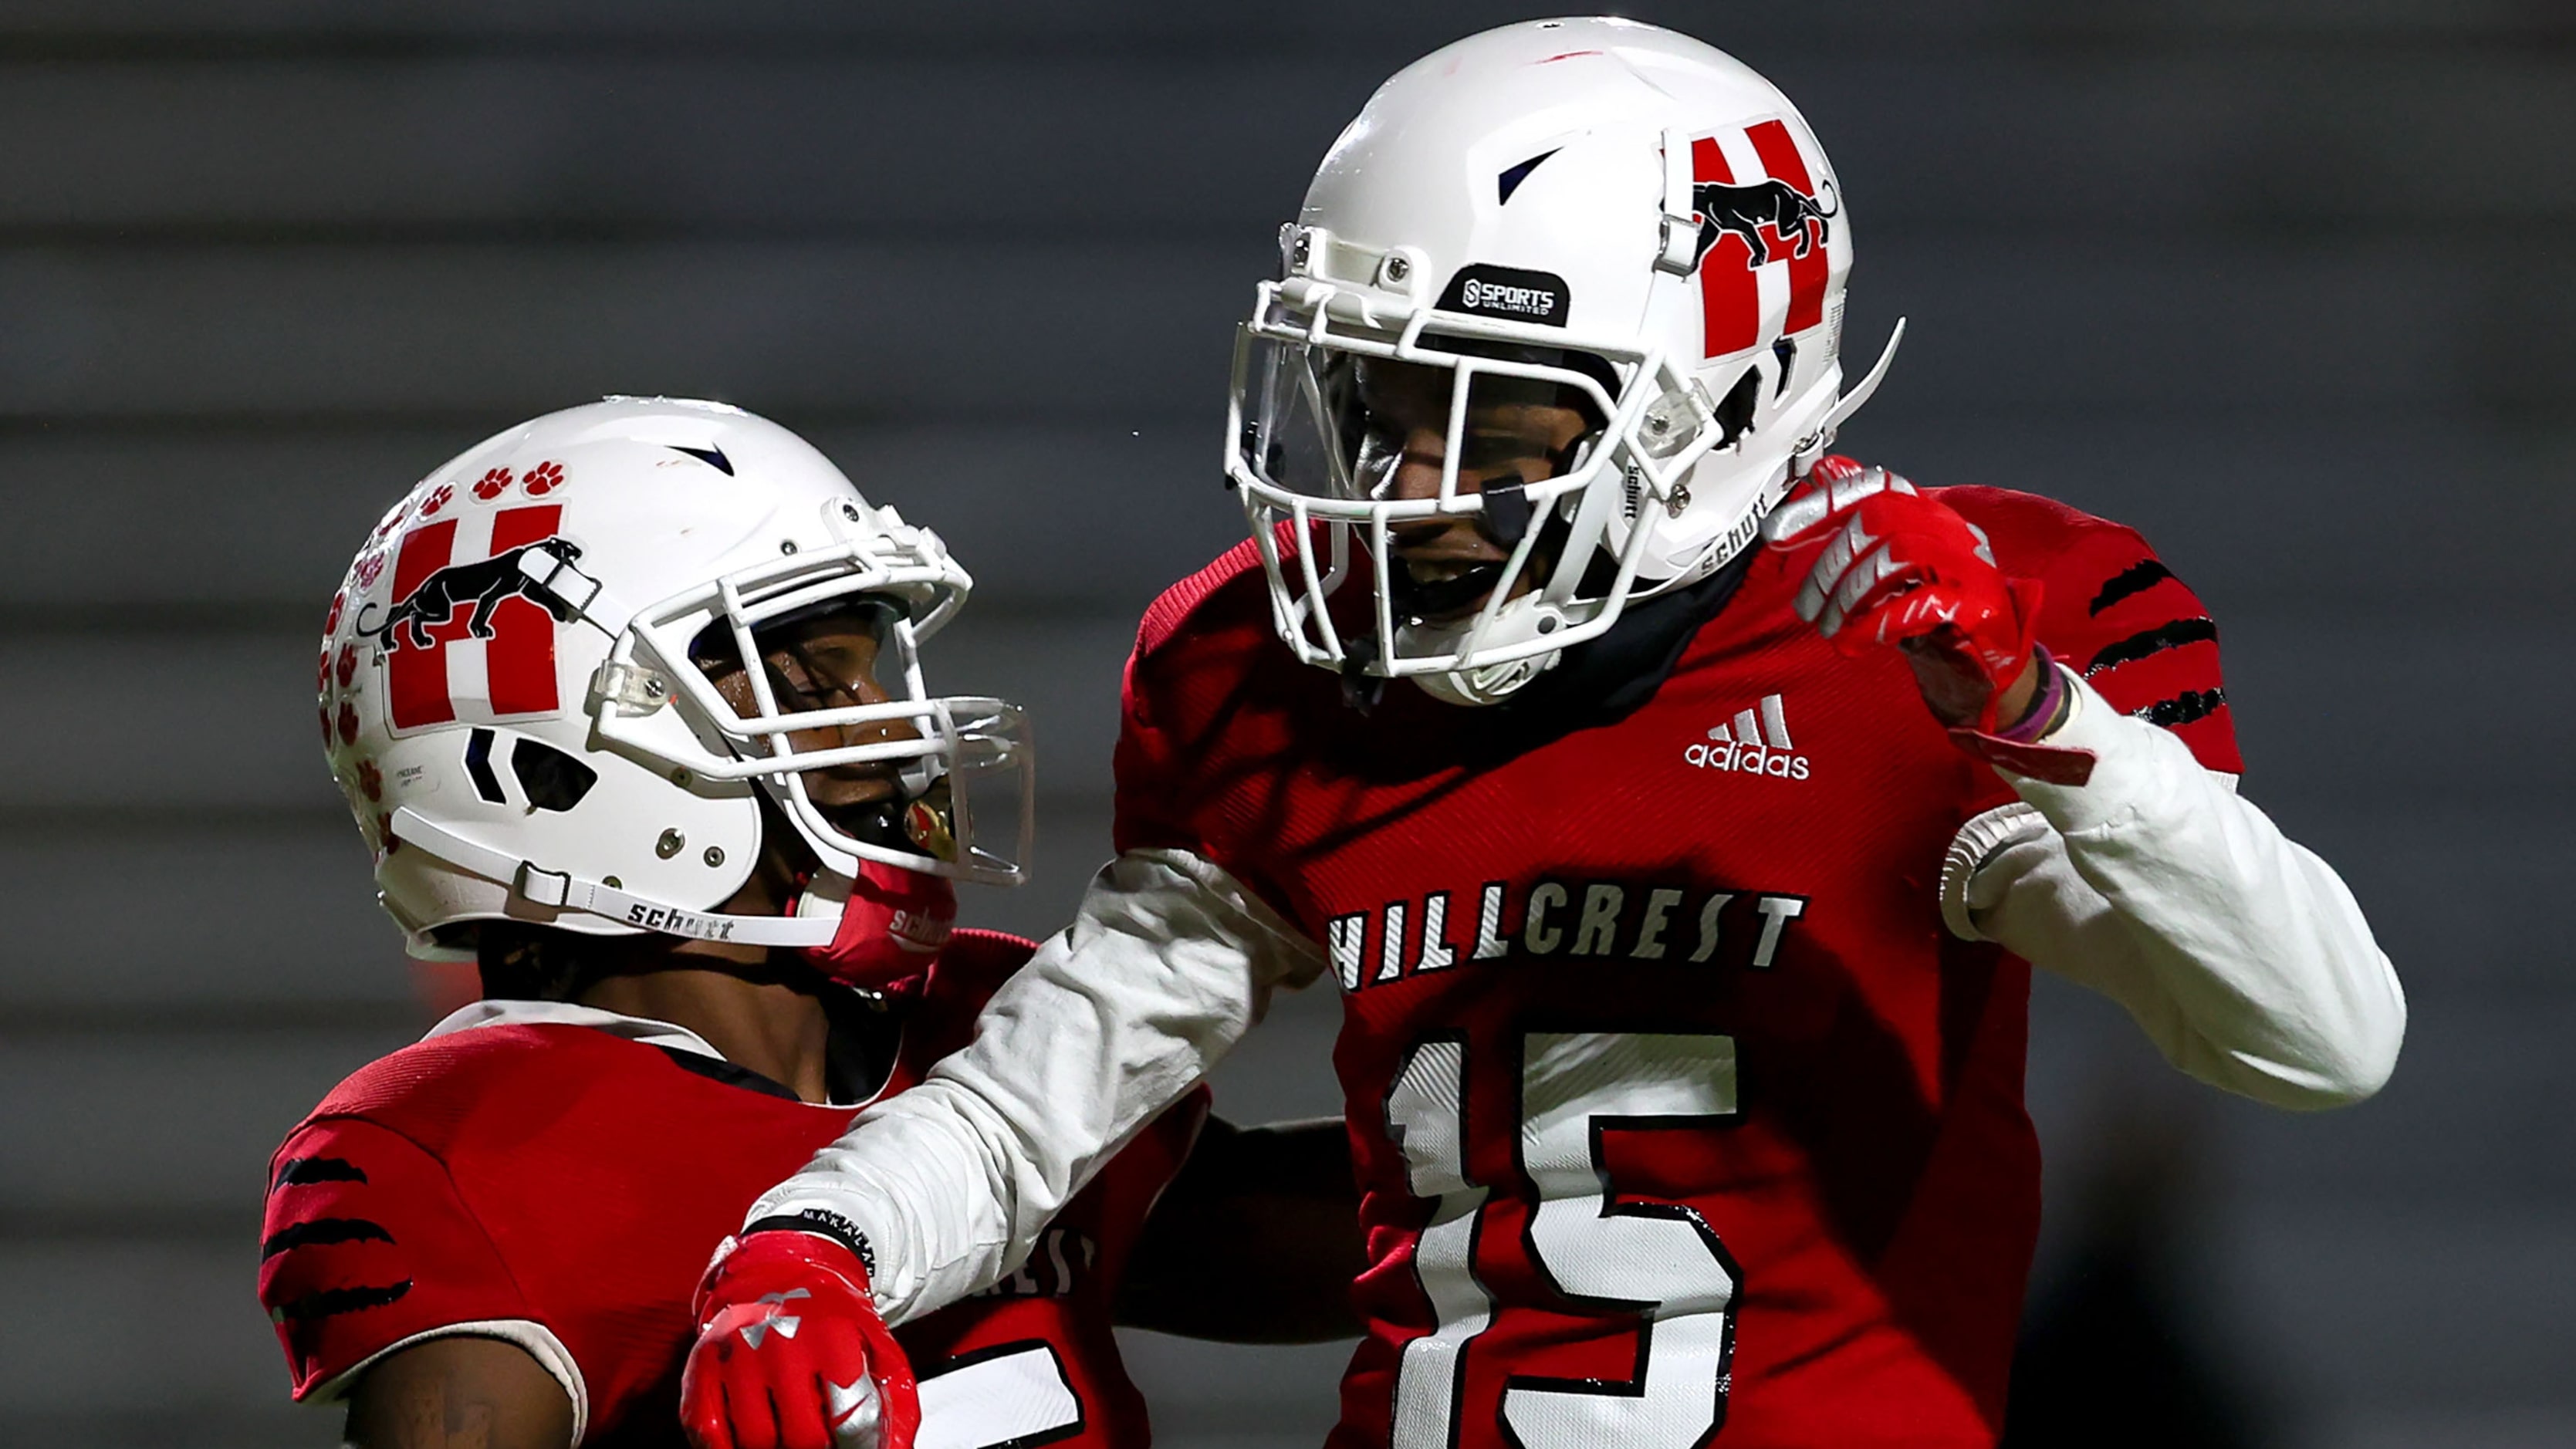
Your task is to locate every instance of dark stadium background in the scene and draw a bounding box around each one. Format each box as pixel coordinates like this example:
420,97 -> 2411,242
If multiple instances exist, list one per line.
2,2 -> 2569,1445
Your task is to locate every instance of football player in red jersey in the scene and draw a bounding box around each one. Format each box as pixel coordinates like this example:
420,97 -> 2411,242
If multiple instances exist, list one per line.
681,19 -> 2407,1449
268,397 -> 1361,1448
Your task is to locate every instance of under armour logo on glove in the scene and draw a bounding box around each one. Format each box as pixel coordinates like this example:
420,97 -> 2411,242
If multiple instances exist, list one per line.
736,1288 -> 810,1349
1766,459 -> 2093,782
827,1374 -> 885,1444
682,1232 -> 921,1449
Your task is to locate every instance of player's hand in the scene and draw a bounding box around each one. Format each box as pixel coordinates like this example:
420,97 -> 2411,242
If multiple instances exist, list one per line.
680,1229 -> 920,1449
1763,460 -> 2042,733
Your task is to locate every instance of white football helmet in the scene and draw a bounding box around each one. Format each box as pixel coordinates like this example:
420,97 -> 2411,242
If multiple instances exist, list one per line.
316,397 -> 1032,960
1225,16 -> 1903,704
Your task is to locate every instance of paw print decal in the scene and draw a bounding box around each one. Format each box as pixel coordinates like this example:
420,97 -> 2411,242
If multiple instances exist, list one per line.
336,643 -> 360,690
336,702 -> 360,748
472,467 -> 514,501
323,588 -> 347,636
356,760 -> 385,803
319,707 -> 333,748
522,460 -> 566,496
353,552 -> 387,589
316,647 -> 332,696
418,483 -> 455,518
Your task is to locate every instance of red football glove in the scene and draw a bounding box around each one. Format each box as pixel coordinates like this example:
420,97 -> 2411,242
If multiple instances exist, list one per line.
1763,460 -> 2042,732
1766,460 -> 2094,784
680,1228 -> 921,1449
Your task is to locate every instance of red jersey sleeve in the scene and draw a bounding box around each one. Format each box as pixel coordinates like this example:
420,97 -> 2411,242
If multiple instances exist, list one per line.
1111,543 -> 1257,860
259,1115 -> 539,1401
1941,486 -> 2243,775
1110,538 -> 1311,925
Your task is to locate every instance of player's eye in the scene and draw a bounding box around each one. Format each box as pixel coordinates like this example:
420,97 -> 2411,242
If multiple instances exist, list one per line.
1354,421 -> 1404,497
762,653 -> 816,701
688,599 -> 898,719
802,639 -> 879,687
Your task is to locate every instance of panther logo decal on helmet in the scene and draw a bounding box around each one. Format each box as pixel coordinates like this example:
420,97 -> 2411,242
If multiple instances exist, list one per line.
1686,121 -> 1841,361
360,506 -> 580,731
1690,176 -> 1838,271
357,536 -> 584,654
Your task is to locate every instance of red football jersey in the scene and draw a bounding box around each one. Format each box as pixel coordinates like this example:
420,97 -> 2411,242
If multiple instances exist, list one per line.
260,930 -> 1208,1448
1115,475 -> 2236,1449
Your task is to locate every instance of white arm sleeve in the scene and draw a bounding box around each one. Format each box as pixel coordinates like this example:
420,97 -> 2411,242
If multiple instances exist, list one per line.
745,846 -> 1327,1324
1939,669 -> 2405,1109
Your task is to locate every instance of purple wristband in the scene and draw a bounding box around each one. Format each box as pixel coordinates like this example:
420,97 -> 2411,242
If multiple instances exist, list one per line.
1993,647 -> 2067,744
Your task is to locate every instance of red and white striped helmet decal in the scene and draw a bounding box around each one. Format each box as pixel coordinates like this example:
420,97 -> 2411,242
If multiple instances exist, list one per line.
381,502 -> 566,731
1689,117 -> 1834,360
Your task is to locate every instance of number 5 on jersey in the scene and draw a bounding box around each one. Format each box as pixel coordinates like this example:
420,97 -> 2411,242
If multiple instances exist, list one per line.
1384,1032 -> 1743,1449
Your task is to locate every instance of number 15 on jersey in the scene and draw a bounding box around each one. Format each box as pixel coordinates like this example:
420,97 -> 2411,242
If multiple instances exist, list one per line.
1384,1032 -> 1743,1449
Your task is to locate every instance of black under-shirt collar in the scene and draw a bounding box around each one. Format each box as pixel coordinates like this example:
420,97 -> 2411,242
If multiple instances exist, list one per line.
1472,546 -> 1760,745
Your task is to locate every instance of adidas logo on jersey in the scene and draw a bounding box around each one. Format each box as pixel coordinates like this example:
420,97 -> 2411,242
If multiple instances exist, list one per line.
1683,693 -> 1810,779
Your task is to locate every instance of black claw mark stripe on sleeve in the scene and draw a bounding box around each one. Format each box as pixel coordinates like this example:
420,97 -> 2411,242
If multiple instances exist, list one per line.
269,1280 -> 415,1323
272,1157 -> 367,1189
2087,618 -> 2219,677
2134,689 -> 2227,727
2088,559 -> 2176,615
262,1218 -> 397,1259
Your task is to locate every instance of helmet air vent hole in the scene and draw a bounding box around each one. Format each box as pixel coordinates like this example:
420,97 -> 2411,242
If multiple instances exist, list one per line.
1496,150 -> 1560,204
665,444 -> 734,475
702,846 -> 726,868
463,728 -> 506,804
656,829 -> 685,859
510,738 -> 598,813
1714,365 -> 1762,451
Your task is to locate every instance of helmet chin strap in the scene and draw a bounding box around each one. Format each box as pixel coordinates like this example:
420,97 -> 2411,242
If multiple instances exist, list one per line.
1405,597 -> 1567,707
1413,655 -> 1553,708
390,808 -> 840,948
792,862 -> 955,991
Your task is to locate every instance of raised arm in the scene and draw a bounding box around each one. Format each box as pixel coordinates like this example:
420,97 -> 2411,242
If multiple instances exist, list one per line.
1766,465 -> 2404,1111
1944,672 -> 2404,1107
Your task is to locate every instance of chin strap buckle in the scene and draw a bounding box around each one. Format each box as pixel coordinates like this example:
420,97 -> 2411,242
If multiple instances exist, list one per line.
518,547 -> 630,633
514,860 -> 576,908
1655,129 -> 1702,275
